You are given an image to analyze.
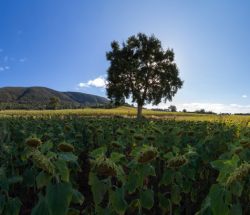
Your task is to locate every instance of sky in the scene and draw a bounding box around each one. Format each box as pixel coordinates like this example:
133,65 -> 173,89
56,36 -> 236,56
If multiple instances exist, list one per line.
0,0 -> 250,113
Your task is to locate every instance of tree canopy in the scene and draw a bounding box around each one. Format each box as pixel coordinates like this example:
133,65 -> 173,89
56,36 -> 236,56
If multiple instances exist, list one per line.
106,33 -> 183,118
168,105 -> 177,112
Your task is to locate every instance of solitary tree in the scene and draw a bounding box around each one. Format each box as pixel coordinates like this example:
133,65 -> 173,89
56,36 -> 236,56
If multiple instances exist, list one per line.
106,33 -> 183,118
168,105 -> 177,112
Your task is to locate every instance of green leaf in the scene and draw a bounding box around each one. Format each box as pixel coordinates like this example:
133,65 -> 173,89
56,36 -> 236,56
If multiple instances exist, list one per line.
58,152 -> 78,163
182,168 -> 196,180
55,160 -> 69,182
31,195 -> 51,215
71,189 -> 84,205
230,181 -> 243,197
172,146 -> 180,154
197,196 -> 212,215
160,169 -> 174,186
110,152 -> 125,163
88,172 -> 109,206
158,193 -> 170,210
46,151 -> 57,160
163,152 -> 174,160
110,187 -> 128,214
175,172 -> 183,186
89,147 -> 107,158
3,197 -> 22,215
126,172 -> 140,193
211,155 -> 239,184
139,164 -> 156,177
171,184 -> 181,205
135,164 -> 156,188
209,184 -> 230,215
36,171 -> 52,189
140,189 -> 154,210
230,203 -> 242,215
40,141 -> 53,153
46,182 -> 73,215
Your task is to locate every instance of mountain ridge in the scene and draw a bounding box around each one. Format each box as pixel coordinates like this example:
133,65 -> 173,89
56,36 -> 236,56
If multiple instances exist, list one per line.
0,86 -> 109,109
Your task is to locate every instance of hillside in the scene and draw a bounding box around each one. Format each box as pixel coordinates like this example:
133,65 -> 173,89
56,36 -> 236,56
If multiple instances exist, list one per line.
0,87 -> 109,109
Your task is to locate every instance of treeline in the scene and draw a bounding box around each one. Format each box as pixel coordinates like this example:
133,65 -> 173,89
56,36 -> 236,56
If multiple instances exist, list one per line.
151,106 -> 216,114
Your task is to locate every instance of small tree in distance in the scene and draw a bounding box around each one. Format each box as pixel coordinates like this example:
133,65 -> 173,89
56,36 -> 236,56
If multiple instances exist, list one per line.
106,33 -> 183,118
48,97 -> 60,110
168,105 -> 177,112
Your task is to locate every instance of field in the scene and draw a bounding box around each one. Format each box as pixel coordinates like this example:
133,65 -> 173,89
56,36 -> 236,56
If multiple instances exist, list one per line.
0,106 -> 207,118
1,106 -> 250,122
0,109 -> 250,215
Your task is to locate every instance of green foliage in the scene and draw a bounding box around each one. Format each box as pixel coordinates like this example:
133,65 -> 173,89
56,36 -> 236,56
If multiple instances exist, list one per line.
31,195 -> 51,215
48,97 -> 60,110
0,117 -> 249,214
46,182 -> 73,215
106,33 -> 183,117
110,187 -> 128,214
140,189 -> 154,210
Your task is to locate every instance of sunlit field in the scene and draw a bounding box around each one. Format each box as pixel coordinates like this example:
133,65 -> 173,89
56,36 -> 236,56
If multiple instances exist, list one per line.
0,113 -> 250,214
0,106 -> 250,124
1,0 -> 250,214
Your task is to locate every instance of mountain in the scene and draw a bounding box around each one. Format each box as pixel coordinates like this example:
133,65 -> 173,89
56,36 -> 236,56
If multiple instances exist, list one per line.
0,87 -> 109,109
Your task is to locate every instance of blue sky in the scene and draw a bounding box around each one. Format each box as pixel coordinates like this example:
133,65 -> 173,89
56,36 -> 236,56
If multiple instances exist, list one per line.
0,0 -> 250,113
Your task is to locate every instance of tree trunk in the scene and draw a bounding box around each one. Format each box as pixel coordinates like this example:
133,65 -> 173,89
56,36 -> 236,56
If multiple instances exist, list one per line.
137,104 -> 143,119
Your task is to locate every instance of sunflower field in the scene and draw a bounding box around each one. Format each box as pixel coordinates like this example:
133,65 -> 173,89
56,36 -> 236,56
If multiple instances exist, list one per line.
0,116 -> 249,215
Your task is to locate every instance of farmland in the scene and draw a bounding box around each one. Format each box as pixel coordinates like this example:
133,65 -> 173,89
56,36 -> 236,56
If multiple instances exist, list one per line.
0,110 -> 250,214
1,106 -> 250,122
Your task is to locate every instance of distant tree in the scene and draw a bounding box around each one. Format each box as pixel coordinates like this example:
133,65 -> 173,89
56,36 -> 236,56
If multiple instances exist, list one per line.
182,109 -> 187,113
195,109 -> 205,114
48,97 -> 60,110
106,33 -> 183,118
195,109 -> 215,115
110,97 -> 125,107
168,105 -> 177,112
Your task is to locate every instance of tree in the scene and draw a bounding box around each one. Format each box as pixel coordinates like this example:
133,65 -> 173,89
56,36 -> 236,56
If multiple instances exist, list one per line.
106,33 -> 183,118
168,105 -> 177,112
48,97 -> 60,110
195,109 -> 205,114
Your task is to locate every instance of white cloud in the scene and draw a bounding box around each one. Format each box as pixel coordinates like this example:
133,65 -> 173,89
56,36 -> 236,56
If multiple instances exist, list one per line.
19,57 -> 27,63
78,83 -> 88,88
242,94 -> 247,98
0,66 -> 10,71
146,102 -> 250,114
78,76 -> 107,88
